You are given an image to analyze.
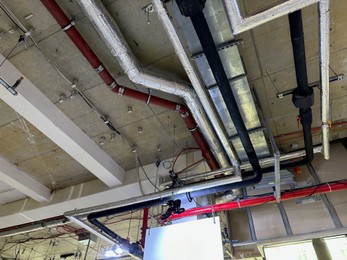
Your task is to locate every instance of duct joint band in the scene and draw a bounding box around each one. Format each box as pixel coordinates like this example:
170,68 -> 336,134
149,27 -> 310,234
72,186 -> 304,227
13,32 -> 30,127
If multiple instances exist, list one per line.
188,125 -> 198,132
146,94 -> 152,104
94,64 -> 104,73
118,87 -> 125,96
108,81 -> 117,90
62,20 -> 75,31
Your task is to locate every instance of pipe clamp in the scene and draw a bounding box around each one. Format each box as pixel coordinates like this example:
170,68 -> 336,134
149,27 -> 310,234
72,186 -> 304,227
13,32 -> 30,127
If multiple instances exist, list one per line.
118,87 -> 125,96
94,64 -> 104,73
62,20 -> 75,31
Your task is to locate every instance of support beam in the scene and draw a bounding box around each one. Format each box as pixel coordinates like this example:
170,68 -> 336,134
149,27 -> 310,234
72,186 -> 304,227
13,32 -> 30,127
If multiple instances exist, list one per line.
0,157 -> 51,202
0,55 -> 125,187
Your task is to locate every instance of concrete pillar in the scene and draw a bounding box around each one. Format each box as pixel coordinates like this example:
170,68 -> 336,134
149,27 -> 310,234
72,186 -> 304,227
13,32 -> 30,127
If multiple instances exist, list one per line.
312,238 -> 332,260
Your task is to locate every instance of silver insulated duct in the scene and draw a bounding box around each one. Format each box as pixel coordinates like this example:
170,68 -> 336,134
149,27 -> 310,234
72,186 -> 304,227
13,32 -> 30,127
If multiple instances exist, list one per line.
171,0 -> 271,162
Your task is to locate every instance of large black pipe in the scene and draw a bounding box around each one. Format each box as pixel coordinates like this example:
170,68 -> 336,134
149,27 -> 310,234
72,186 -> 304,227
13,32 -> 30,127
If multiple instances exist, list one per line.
289,10 -> 310,95
289,10 -> 314,163
175,0 -> 262,177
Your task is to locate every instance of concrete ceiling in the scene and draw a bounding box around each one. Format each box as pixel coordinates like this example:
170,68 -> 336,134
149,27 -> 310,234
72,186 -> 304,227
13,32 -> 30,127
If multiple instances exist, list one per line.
0,0 -> 346,258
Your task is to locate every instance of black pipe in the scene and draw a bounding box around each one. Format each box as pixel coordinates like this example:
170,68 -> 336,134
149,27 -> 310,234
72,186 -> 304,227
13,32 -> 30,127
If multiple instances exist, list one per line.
289,10 -> 314,164
289,10 -> 309,95
175,1 -> 262,177
87,170 -> 261,250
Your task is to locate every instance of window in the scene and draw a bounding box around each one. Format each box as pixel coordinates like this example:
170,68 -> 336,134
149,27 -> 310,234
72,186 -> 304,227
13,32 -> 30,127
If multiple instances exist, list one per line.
264,236 -> 347,260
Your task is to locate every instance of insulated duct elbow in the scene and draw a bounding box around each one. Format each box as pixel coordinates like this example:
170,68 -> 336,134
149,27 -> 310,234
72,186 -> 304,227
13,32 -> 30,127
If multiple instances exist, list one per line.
76,0 -> 230,169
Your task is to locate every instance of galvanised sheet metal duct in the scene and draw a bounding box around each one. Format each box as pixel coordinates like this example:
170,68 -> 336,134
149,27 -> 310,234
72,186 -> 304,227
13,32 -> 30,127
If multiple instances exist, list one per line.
172,0 -> 271,162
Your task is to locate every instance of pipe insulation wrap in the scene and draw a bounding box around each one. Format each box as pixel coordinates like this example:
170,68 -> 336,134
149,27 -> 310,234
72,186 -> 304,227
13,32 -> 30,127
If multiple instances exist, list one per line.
76,0 -> 230,168
319,0 -> 331,160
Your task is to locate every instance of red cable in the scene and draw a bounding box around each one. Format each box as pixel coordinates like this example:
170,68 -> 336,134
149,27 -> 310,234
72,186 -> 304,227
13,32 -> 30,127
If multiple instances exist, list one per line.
172,148 -> 200,172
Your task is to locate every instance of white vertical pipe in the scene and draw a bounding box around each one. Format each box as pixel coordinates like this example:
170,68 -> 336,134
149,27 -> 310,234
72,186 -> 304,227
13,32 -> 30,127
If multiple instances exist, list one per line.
319,0 -> 331,160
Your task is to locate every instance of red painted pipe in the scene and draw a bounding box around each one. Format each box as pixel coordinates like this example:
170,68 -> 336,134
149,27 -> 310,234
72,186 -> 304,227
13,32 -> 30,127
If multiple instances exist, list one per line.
163,180 -> 347,222
40,0 -> 219,170
112,86 -> 219,170
140,208 -> 149,248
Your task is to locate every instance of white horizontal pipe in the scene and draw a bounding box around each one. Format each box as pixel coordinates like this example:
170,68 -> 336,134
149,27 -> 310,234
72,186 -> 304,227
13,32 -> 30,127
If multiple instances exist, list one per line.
224,0 -> 319,34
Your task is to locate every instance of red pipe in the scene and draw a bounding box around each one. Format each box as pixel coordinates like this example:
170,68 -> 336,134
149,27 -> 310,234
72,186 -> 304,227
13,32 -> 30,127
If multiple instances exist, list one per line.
112,86 -> 219,170
140,208 -> 149,248
40,0 -> 219,170
163,180 -> 347,222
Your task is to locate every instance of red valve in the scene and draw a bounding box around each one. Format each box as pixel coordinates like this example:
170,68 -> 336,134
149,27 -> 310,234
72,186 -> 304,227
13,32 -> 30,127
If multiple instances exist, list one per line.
294,166 -> 301,176
296,115 -> 302,129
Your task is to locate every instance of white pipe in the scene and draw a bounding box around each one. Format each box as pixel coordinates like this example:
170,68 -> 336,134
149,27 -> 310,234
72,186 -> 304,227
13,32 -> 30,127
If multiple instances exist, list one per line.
151,0 -> 241,175
65,174 -> 242,218
319,0 -> 330,160
0,219 -> 69,238
66,146 -> 323,218
76,0 -> 229,169
161,146 -> 323,186
224,0 -> 319,34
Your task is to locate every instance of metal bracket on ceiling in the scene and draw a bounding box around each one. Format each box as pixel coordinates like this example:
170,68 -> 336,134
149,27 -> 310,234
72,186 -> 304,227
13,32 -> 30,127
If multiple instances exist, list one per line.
276,73 -> 344,99
62,20 -> 75,31
0,76 -> 23,96
142,3 -> 154,24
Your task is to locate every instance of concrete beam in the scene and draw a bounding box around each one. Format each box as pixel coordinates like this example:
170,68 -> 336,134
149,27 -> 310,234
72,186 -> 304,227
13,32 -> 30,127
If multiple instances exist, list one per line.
0,54 -> 125,187
0,151 -> 205,229
0,157 -> 51,203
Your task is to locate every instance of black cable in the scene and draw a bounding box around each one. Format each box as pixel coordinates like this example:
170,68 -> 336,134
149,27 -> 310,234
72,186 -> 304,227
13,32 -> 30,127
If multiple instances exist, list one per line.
186,192 -> 192,202
0,36 -> 23,68
137,156 -> 160,191
83,239 -> 91,260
